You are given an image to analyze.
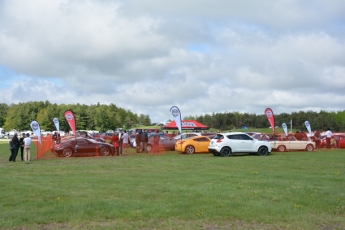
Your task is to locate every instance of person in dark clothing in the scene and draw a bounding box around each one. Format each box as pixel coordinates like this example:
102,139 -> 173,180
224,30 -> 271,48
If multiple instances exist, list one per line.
19,133 -> 25,161
9,133 -> 20,162
141,129 -> 148,153
8,139 -> 14,162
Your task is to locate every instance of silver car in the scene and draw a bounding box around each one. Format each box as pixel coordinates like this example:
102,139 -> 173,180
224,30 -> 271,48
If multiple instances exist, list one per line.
208,132 -> 272,157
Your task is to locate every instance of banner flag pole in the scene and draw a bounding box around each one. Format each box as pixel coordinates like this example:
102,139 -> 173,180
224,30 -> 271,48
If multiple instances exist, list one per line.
64,110 -> 78,157
170,106 -> 182,153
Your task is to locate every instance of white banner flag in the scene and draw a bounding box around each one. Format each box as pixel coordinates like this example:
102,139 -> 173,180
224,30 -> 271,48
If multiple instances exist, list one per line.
305,121 -> 312,135
30,120 -> 41,143
170,106 -> 182,134
53,117 -> 60,132
282,123 -> 288,136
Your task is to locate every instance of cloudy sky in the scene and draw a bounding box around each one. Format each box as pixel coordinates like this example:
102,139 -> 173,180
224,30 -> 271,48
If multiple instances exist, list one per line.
0,0 -> 344,123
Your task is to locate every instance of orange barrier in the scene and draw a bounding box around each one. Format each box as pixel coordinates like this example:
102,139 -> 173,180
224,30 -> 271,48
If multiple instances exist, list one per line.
32,136 -> 54,159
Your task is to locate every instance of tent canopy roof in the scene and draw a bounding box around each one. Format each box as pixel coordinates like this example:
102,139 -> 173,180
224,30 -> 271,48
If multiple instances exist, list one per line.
163,120 -> 209,130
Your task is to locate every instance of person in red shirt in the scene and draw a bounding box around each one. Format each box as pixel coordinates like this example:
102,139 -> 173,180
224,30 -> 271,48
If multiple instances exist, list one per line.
111,132 -> 119,156
313,130 -> 321,150
294,131 -> 303,140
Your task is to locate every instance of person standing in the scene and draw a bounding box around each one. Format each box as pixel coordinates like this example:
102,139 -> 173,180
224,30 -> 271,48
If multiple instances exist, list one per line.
313,129 -> 321,151
23,133 -> 32,164
56,134 -> 61,144
141,129 -> 148,153
19,133 -> 25,161
152,130 -> 160,153
118,130 -> 123,155
294,131 -> 303,140
111,132 -> 120,156
135,130 -> 142,153
325,128 -> 333,149
9,133 -> 20,162
8,138 -> 14,162
121,130 -> 130,155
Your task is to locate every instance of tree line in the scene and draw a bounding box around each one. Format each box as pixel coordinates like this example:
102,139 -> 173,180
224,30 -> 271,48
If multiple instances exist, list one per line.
1,101 -> 344,133
0,101 -> 151,132
184,110 -> 345,132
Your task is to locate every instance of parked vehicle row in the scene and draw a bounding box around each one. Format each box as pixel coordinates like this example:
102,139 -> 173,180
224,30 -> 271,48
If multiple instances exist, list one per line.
50,131 -> 343,158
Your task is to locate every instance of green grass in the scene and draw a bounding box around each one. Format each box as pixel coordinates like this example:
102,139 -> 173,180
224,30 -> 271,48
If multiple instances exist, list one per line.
0,141 -> 344,230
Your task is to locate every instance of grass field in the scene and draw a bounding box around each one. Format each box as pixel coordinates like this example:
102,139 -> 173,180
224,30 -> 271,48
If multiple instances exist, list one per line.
0,141 -> 344,230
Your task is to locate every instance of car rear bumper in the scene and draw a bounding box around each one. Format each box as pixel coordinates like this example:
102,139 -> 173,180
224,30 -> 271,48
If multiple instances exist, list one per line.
208,146 -> 220,153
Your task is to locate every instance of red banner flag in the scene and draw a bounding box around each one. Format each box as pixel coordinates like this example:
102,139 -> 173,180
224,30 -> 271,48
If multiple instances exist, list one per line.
265,108 -> 275,133
64,110 -> 77,137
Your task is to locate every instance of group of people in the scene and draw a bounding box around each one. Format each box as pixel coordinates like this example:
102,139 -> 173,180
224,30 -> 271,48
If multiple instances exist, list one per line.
313,128 -> 334,150
111,130 -> 131,156
136,129 -> 161,153
9,133 -> 32,163
52,132 -> 61,144
135,129 -> 149,153
109,129 -> 161,155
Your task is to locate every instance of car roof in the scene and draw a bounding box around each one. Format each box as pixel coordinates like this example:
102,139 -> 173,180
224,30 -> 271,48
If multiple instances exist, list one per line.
217,132 -> 248,135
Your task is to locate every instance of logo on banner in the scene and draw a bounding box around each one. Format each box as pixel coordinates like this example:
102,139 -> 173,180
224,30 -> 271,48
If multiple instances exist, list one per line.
65,113 -> 73,120
172,109 -> 179,117
265,110 -> 273,117
53,118 -> 59,124
31,122 -> 39,131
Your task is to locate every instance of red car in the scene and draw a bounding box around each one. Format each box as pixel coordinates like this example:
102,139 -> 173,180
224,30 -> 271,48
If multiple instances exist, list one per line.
320,134 -> 345,148
51,137 -> 115,157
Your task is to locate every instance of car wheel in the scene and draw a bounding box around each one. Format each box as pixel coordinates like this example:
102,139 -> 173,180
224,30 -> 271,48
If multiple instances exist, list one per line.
99,146 -> 110,156
62,148 -> 73,157
185,145 -> 195,154
306,144 -> 314,152
258,146 -> 268,156
220,147 -> 231,157
146,144 -> 152,152
212,152 -> 220,156
277,145 -> 286,152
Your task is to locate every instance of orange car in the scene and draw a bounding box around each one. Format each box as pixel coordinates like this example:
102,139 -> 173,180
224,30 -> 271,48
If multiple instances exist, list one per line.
175,136 -> 214,154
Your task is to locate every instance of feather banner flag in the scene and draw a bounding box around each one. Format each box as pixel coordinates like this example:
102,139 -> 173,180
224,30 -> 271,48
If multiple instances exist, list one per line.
305,121 -> 312,136
265,108 -> 275,133
64,110 -> 77,137
30,120 -> 42,143
170,106 -> 182,134
282,123 -> 288,136
53,117 -> 60,133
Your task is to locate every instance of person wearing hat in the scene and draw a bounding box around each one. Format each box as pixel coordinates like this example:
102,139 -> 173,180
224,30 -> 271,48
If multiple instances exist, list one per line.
9,133 -> 20,162
23,133 -> 32,164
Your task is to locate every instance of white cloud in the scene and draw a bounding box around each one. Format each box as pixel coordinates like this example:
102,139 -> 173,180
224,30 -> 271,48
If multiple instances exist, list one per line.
0,0 -> 344,123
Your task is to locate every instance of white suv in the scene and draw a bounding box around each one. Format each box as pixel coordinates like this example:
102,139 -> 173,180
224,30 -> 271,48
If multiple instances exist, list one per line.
208,132 -> 272,157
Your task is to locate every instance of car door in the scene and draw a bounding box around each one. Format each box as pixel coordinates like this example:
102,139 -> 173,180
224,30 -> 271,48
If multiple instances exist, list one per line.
239,134 -> 255,151
226,134 -> 244,152
286,136 -> 301,150
159,136 -> 170,150
193,137 -> 211,152
77,139 -> 95,155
